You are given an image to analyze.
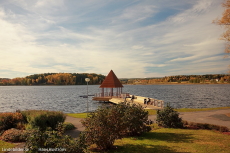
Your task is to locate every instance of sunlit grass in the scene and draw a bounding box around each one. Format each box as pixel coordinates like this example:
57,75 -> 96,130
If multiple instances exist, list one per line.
175,107 -> 230,113
110,128 -> 230,153
146,107 -> 230,115
145,109 -> 157,115
0,140 -> 14,153
66,113 -> 88,118
66,107 -> 230,118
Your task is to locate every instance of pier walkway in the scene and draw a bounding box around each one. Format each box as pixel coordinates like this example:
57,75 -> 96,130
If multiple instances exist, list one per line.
108,95 -> 164,110
92,70 -> 163,110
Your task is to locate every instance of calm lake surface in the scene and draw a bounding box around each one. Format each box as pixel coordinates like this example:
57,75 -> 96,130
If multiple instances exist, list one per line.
0,84 -> 230,113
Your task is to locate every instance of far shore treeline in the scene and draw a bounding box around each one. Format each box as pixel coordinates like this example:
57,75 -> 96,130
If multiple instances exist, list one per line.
120,74 -> 230,84
0,73 -> 230,86
0,73 -> 105,85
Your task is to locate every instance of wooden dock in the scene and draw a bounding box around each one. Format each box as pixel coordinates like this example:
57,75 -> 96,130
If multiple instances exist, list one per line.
92,70 -> 164,110
93,95 -> 164,110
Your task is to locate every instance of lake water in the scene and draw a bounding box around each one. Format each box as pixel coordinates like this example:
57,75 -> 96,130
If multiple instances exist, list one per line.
0,84 -> 229,113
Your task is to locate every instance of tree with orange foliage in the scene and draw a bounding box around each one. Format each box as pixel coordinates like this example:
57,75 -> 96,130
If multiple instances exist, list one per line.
214,0 -> 230,55
214,0 -> 230,72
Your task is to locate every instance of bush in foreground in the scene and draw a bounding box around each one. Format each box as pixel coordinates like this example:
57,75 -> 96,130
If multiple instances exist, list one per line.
25,123 -> 86,153
0,112 -> 24,132
21,110 -> 66,131
81,102 -> 151,150
63,122 -> 76,131
0,128 -> 28,142
122,102 -> 151,136
183,121 -> 229,132
156,104 -> 183,128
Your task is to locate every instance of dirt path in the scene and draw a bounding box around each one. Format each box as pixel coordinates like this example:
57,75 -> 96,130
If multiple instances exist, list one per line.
148,109 -> 230,129
64,116 -> 85,138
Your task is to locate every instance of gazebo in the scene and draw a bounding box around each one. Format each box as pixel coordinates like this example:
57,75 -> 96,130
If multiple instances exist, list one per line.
93,70 -> 127,101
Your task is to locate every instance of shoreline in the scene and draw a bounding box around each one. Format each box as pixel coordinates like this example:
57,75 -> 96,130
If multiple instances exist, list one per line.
1,82 -> 230,86
125,82 -> 230,85
1,107 -> 230,115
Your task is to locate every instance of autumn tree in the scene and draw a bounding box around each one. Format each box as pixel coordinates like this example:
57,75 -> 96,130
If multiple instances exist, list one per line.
214,0 -> 230,71
214,0 -> 230,54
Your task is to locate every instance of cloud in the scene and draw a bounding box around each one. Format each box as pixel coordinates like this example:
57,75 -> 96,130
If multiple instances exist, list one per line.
112,3 -> 156,24
35,0 -> 65,8
0,0 -> 227,78
168,0 -> 212,23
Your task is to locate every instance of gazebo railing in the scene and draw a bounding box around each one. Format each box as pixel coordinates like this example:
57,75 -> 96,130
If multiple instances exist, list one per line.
94,92 -> 130,98
148,99 -> 164,108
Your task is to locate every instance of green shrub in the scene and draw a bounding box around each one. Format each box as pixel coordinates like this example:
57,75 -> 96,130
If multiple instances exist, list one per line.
63,122 -> 75,131
183,121 -> 229,132
81,107 -> 121,150
75,132 -> 88,153
0,112 -> 24,131
81,102 -> 150,150
0,128 -> 28,142
21,110 -> 66,131
122,102 -> 151,136
25,125 -> 86,153
219,126 -> 229,132
156,104 -> 183,128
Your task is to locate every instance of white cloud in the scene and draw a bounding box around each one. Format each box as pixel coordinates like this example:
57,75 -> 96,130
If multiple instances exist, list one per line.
168,0 -> 212,23
132,45 -> 144,50
116,4 -> 156,23
35,0 -> 65,8
0,0 -> 228,78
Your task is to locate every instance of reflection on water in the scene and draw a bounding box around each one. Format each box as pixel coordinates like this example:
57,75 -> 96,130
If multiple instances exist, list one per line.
0,84 -> 230,113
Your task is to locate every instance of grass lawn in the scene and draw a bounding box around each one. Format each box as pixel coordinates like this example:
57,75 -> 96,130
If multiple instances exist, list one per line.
110,128 -> 230,153
0,141 -> 14,153
67,113 -> 88,118
67,107 -> 230,118
67,107 -> 230,152
175,107 -> 230,113
146,107 -> 230,115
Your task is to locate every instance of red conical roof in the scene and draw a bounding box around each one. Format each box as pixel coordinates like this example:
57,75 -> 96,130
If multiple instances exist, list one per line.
100,70 -> 123,88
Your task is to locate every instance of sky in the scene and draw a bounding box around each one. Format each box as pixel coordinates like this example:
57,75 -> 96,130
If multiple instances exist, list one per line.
0,0 -> 229,78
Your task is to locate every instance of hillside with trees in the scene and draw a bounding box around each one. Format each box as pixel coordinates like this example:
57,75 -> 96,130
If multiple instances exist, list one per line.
1,73 -> 230,86
0,73 -> 105,85
120,74 -> 230,84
